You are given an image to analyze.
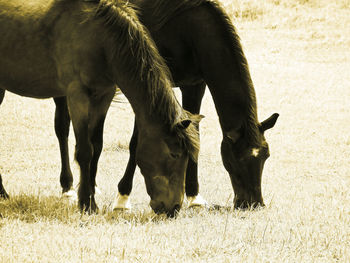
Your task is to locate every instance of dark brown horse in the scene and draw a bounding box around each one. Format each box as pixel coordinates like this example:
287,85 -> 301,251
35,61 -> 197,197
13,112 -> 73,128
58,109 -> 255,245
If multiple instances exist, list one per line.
115,0 -> 279,209
0,0 -> 201,216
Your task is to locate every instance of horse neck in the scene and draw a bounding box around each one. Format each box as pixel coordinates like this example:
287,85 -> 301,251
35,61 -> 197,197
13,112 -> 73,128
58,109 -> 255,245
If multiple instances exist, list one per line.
125,80 -> 182,131
195,0 -> 260,145
110,61 -> 182,130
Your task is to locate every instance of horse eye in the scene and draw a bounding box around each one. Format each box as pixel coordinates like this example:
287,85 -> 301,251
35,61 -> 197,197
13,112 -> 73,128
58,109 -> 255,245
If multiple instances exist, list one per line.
170,153 -> 181,159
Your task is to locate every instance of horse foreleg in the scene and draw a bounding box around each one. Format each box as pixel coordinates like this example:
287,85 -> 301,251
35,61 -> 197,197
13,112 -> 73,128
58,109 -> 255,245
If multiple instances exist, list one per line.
88,91 -> 114,201
180,82 -> 208,207
67,84 -> 95,213
113,119 -> 138,210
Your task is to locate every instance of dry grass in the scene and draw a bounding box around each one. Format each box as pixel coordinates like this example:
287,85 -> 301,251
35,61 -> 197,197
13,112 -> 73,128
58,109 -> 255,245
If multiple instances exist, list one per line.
1,1 -> 350,262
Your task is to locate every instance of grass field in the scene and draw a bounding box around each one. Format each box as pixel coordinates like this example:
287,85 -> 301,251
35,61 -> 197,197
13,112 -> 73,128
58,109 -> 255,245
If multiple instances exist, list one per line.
1,0 -> 350,262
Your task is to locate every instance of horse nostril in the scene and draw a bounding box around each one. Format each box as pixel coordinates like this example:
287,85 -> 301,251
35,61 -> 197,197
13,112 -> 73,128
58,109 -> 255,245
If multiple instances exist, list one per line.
167,204 -> 181,218
157,202 -> 165,213
234,199 -> 265,210
173,204 -> 180,212
150,200 -> 166,214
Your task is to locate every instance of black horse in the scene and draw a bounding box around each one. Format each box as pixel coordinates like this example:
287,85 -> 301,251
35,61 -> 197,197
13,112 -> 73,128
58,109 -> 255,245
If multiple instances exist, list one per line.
0,0 -> 202,216
115,0 -> 279,209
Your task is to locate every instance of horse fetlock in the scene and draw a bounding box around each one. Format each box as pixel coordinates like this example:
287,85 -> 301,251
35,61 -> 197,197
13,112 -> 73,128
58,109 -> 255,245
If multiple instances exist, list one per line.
60,172 -> 73,192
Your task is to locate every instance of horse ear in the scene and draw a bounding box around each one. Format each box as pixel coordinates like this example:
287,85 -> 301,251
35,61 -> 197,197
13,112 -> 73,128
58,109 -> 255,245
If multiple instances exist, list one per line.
194,114 -> 205,123
176,114 -> 205,129
259,113 -> 279,132
177,119 -> 192,129
226,129 -> 240,143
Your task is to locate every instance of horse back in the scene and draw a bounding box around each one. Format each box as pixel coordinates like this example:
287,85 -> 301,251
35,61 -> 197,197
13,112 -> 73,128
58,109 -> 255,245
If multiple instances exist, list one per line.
136,0 -> 235,87
0,0 -> 108,98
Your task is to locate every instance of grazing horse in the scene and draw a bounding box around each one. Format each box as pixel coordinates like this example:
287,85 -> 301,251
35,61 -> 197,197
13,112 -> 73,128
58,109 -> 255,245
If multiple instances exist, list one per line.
0,0 -> 202,216
115,0 -> 279,209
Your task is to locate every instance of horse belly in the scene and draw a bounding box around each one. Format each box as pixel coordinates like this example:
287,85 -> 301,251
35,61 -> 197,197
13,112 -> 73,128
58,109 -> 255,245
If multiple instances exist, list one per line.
0,14 -> 62,98
0,54 -> 62,98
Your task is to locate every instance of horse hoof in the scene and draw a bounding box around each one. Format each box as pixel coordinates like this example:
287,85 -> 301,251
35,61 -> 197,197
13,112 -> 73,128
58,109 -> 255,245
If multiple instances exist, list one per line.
87,203 -> 99,214
187,194 -> 208,208
113,192 -> 131,210
78,199 -> 98,214
62,189 -> 78,205
0,191 -> 9,199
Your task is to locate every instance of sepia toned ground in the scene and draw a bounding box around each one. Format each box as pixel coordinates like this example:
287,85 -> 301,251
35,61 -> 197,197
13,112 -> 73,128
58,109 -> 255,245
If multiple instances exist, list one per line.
0,0 -> 349,262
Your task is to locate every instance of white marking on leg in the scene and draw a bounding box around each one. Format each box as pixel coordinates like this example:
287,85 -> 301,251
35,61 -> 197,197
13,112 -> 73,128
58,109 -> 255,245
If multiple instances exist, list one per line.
113,192 -> 131,210
62,189 -> 78,205
252,148 -> 260,157
187,194 -> 208,208
95,187 -> 101,195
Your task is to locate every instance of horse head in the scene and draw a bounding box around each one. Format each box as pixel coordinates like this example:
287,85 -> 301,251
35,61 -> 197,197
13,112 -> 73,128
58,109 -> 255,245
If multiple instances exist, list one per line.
221,113 -> 279,209
135,113 -> 203,217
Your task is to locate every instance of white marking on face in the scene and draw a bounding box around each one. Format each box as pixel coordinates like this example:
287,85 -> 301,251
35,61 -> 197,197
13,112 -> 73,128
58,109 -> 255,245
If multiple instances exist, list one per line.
252,148 -> 260,157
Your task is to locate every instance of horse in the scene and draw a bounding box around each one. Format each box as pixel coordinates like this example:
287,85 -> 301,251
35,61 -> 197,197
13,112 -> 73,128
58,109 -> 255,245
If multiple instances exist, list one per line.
0,0 -> 202,217
115,0 -> 279,209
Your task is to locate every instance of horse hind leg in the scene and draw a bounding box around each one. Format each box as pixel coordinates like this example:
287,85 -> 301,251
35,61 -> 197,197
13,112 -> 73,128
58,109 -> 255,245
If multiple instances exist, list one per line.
0,90 -> 9,199
0,89 -> 4,105
53,98 -> 74,190
0,174 -> 9,199
53,97 -> 78,204
180,82 -> 208,207
113,120 -> 137,210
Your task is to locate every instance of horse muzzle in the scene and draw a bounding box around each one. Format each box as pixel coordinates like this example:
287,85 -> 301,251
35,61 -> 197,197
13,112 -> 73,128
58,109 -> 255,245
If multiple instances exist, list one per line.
150,200 -> 182,218
233,193 -> 265,210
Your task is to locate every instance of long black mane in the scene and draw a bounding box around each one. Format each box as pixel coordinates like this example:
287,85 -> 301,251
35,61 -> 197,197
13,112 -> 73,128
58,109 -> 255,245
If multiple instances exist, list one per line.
132,0 -> 204,31
204,0 -> 260,146
135,0 -> 261,146
86,0 -> 200,157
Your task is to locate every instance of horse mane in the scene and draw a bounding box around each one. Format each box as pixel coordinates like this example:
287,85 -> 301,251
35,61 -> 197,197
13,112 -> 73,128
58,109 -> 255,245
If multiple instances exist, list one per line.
204,0 -> 261,146
86,0 -> 200,159
137,0 -> 261,146
132,0 -> 204,31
